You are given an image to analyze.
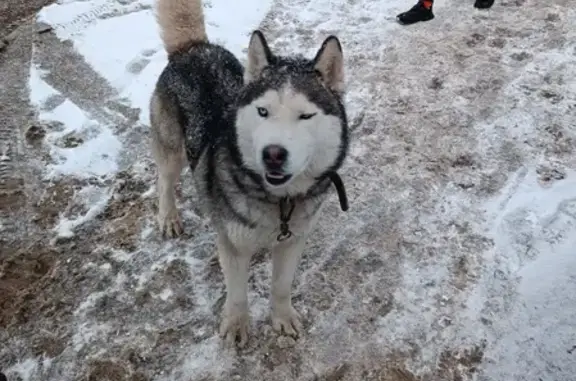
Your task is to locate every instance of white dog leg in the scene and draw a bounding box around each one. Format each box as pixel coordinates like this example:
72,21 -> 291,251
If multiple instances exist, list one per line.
217,235 -> 253,347
270,236 -> 306,337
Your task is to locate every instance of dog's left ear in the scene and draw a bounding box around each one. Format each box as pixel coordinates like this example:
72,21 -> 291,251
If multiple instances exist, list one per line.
246,30 -> 273,83
314,36 -> 345,94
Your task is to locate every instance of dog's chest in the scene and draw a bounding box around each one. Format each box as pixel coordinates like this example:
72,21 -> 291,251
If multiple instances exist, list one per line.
226,198 -> 324,249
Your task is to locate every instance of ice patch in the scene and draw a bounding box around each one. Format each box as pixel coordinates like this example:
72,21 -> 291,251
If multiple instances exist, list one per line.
486,168 -> 576,268
477,168 -> 576,380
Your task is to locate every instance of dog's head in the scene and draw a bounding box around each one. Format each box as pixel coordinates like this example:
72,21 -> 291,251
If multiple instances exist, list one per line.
234,31 -> 348,196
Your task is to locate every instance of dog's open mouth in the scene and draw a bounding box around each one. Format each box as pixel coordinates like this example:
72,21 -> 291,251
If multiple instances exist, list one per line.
264,171 -> 292,186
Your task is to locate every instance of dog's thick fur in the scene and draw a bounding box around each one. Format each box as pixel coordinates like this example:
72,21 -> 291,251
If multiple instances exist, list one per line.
151,0 -> 349,347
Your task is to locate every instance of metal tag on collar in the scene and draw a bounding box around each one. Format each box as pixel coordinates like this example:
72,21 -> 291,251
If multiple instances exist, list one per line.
277,197 -> 295,242
277,223 -> 292,241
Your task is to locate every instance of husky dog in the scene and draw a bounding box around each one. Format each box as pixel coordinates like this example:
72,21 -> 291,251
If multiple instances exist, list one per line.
151,0 -> 350,347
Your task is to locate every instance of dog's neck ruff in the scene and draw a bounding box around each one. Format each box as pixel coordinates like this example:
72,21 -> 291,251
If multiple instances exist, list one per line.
276,172 -> 349,242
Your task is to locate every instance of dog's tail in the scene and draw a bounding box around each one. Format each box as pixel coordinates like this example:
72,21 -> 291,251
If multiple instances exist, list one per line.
156,0 -> 207,55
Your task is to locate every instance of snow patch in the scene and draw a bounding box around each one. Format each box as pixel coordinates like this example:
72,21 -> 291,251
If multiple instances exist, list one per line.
161,337 -> 235,380
29,67 -> 122,181
38,0 -> 275,124
54,190 -> 111,238
28,63 -> 60,105
5,359 -> 40,381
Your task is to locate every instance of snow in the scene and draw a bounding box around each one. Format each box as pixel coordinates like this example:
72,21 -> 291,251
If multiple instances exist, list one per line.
68,9 -> 161,89
28,63 -> 59,105
6,0 -> 576,380
54,188 -> 111,238
37,0 -> 274,124
7,359 -> 40,381
29,65 -> 122,180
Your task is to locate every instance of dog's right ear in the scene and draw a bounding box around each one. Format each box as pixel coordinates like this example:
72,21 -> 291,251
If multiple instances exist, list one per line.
245,30 -> 273,83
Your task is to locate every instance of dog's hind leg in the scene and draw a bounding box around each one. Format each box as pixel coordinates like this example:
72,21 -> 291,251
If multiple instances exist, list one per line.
150,90 -> 187,238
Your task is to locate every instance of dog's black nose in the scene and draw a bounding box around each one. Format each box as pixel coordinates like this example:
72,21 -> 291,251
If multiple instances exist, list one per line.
262,145 -> 288,168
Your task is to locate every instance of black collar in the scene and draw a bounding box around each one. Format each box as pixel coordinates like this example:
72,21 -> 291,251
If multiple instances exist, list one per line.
276,171 -> 348,241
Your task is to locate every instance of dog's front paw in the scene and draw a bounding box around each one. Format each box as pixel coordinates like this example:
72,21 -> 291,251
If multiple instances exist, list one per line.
272,305 -> 302,338
157,208 -> 183,238
219,310 -> 250,348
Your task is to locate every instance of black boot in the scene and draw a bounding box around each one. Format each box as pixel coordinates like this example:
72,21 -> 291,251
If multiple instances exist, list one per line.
474,0 -> 495,9
397,2 -> 435,25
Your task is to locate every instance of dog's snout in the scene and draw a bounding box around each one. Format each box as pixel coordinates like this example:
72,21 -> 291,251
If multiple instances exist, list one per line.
262,144 -> 288,168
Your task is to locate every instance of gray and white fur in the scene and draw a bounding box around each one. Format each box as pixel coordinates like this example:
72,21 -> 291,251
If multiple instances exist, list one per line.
150,0 -> 349,347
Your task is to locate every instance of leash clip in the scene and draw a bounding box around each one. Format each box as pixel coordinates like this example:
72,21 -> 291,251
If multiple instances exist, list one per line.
277,197 -> 295,242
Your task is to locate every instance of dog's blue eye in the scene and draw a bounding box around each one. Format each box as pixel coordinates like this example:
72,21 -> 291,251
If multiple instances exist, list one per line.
299,113 -> 316,120
257,107 -> 269,118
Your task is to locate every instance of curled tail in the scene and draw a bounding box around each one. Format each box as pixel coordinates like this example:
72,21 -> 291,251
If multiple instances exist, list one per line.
156,0 -> 207,55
